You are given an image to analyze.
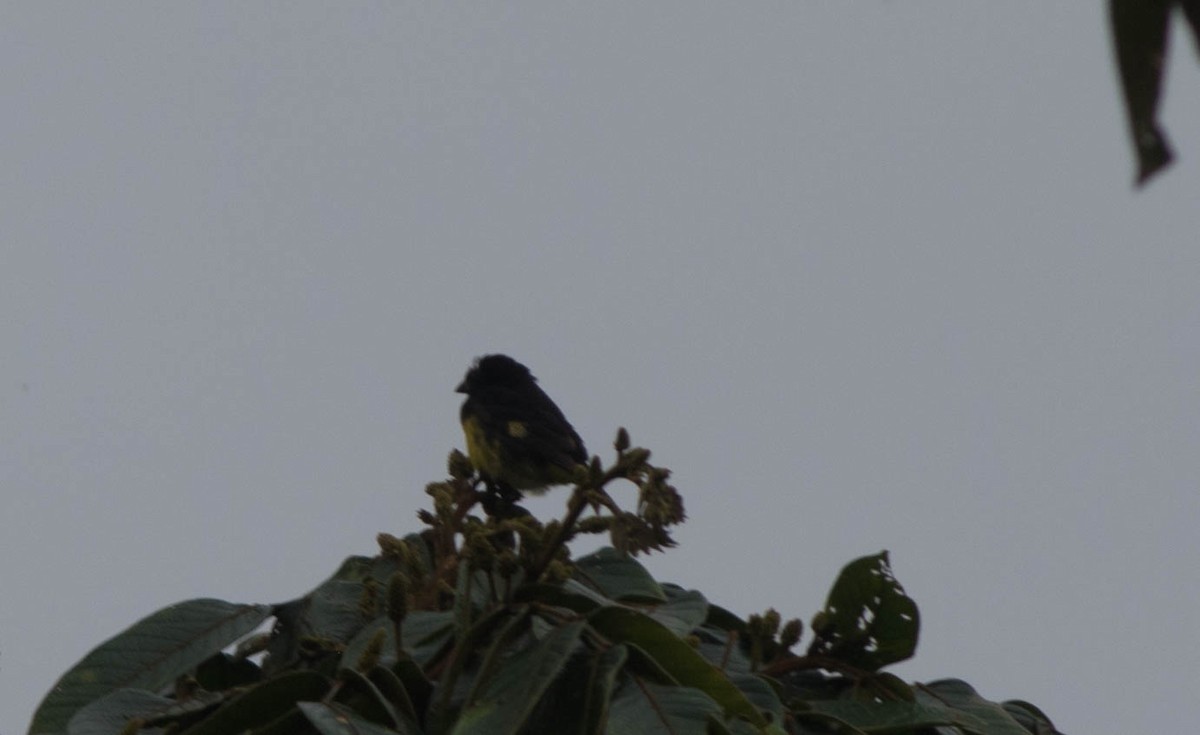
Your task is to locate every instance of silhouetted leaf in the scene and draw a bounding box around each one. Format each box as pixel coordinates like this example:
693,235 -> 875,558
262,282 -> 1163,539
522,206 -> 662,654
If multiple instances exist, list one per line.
916,679 -> 1031,735
808,551 -> 919,670
1002,699 -> 1067,735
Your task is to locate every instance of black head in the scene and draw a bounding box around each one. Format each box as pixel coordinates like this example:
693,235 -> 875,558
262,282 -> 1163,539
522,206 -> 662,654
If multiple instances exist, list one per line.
457,354 -> 536,394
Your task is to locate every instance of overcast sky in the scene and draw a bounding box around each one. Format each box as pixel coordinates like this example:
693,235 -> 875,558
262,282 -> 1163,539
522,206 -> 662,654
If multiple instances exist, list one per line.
3,4 -> 1199,734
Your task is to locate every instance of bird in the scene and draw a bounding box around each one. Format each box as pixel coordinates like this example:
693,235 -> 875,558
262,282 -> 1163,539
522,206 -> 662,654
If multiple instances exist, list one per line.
457,354 -> 588,501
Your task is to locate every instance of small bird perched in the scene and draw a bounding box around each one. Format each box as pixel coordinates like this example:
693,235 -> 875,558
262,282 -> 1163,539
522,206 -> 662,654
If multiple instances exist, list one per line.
457,354 -> 588,501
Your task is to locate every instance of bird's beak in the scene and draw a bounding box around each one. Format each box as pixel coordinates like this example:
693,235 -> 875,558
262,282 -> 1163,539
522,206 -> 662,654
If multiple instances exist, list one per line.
456,380 -> 467,393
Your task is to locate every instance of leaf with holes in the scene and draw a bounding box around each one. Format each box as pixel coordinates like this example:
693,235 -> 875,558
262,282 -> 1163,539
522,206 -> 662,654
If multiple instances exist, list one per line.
808,551 -> 918,671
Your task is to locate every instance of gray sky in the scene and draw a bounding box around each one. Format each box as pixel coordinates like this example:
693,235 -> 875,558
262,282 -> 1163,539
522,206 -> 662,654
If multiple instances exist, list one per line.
3,4 -> 1199,734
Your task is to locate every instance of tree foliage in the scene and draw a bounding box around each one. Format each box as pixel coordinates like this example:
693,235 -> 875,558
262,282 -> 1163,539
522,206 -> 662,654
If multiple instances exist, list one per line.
29,432 -> 1065,735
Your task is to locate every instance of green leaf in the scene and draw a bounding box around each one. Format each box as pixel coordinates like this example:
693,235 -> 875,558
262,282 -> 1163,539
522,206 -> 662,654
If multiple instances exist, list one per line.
326,667 -> 423,734
704,604 -> 748,634
453,559 -> 477,634
248,709 -> 315,735
693,624 -> 752,675
797,699 -> 984,734
405,610 -> 457,663
332,667 -> 407,730
606,682 -> 721,735
724,719 -> 791,735
329,555 -> 384,582
297,701 -> 407,735
915,679 -> 1031,735
265,558 -> 382,674
175,670 -> 331,735
64,688 -> 174,735
342,610 -> 457,675
589,607 -> 766,728
573,548 -> 666,603
808,551 -> 919,670
583,644 -> 629,735
29,599 -> 271,735
516,645 -> 607,735
451,620 -> 587,735
870,672 -> 915,702
1001,700 -> 1066,735
460,609 -> 534,709
426,606 -> 521,733
366,665 -> 420,725
620,642 -> 678,687
726,673 -> 784,724
340,617 -> 394,672
390,657 -> 434,721
648,585 -> 709,637
305,579 -> 374,643
515,579 -> 611,612
194,652 -> 262,691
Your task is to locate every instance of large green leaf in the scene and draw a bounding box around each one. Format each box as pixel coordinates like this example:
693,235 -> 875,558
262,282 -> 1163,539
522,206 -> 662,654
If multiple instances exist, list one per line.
178,670 -> 331,735
808,551 -> 918,671
65,689 -> 175,735
589,607 -> 766,728
451,619 -> 587,735
573,548 -> 665,602
606,682 -> 721,735
29,599 -> 271,735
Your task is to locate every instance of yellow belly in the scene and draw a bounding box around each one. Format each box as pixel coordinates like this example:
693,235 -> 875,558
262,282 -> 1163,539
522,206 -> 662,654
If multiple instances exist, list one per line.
460,416 -> 574,493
